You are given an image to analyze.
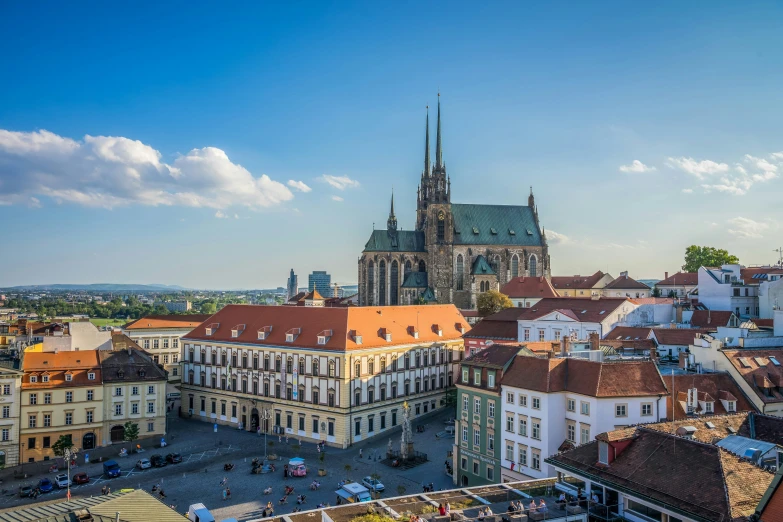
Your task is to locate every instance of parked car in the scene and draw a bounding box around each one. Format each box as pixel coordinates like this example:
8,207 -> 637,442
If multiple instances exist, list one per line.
165,452 -> 182,464
362,476 -> 385,492
18,484 -> 34,497
103,460 -> 122,478
54,474 -> 70,489
72,472 -> 90,485
37,478 -> 54,493
150,454 -> 167,467
136,458 -> 151,470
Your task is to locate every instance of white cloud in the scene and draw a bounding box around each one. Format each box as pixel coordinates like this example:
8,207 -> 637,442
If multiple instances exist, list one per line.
771,152 -> 783,160
319,174 -> 360,190
0,129 -> 294,210
666,157 -> 729,179
331,195 -> 344,202
681,188 -> 693,194
545,230 -> 569,245
234,214 -> 239,219
215,211 -> 228,218
287,180 -> 312,193
727,216 -> 769,239
619,160 -> 656,173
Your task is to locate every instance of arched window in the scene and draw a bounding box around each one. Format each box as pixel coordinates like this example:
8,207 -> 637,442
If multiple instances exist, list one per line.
491,255 -> 501,274
368,358 -> 375,375
419,260 -> 426,273
511,254 -> 519,278
404,260 -> 412,279
298,358 -> 305,375
328,361 -> 336,377
355,361 -> 361,377
367,261 -> 375,306
391,355 -> 398,371
456,254 -> 464,290
529,255 -> 538,277
380,356 -> 386,373
312,359 -> 319,376
391,260 -> 399,305
188,370 -> 194,385
437,214 -> 445,241
379,260 -> 387,306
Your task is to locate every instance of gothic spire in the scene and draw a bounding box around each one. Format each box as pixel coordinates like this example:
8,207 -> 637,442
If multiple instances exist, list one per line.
435,93 -> 443,170
424,106 -> 430,177
387,191 -> 397,231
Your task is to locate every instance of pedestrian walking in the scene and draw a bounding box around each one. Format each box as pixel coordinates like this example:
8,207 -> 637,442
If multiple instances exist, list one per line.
222,488 -> 227,501
220,476 -> 228,487
226,487 -> 231,499
359,448 -> 363,458
284,464 -> 289,478
278,434 -> 282,443
257,426 -> 261,437
107,487 -> 111,495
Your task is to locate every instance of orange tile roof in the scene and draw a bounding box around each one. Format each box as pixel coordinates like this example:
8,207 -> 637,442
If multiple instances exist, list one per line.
500,276 -> 558,299
22,351 -> 101,389
650,327 -> 712,346
662,373 -> 756,420
723,349 -> 783,404
182,304 -> 469,350
690,310 -> 736,328
550,271 -> 607,290
642,412 -> 751,444
720,449 -> 775,520
124,314 -> 213,330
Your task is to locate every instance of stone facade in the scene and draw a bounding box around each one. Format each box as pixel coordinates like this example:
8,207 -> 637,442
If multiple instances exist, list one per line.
358,97 -> 550,309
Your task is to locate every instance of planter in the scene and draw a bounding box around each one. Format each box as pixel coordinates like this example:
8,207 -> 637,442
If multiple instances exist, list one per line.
318,468 -> 327,476
268,454 -> 278,461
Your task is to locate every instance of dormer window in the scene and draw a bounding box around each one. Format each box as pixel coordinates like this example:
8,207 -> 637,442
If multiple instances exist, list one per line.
257,326 -> 272,340
408,326 -> 419,339
509,229 -> 515,235
139,369 -> 146,378
117,370 -> 124,378
353,331 -> 363,345
727,401 -> 736,412
456,323 -> 466,334
317,329 -> 333,345
64,374 -> 72,382
285,328 -> 301,343
42,375 -> 50,383
231,324 -> 246,338
598,441 -> 609,465
705,401 -> 713,413
87,372 -> 95,380
433,324 -> 443,337
205,323 -> 220,336
380,328 -> 392,342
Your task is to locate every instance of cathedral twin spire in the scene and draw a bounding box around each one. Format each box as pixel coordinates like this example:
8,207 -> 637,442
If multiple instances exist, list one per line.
418,94 -> 449,209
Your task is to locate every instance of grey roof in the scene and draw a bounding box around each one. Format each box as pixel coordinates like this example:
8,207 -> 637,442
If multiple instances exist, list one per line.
401,271 -> 428,288
471,255 -> 496,276
452,203 -> 543,246
715,434 -> 779,459
363,230 -> 426,252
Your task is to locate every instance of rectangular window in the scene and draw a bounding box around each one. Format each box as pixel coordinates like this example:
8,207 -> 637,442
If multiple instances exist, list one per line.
28,415 -> 37,428
615,404 -> 627,417
221,403 -> 226,416
163,338 -> 169,348
65,391 -> 73,403
2,384 -> 9,395
65,412 -> 72,425
115,404 -> 123,416
115,387 -> 123,397
368,416 -> 374,432
473,370 -> 481,385
506,415 -> 514,432
531,450 -> 540,470
462,395 -> 468,411
473,429 -> 480,446
581,402 -> 590,415
328,421 -> 335,436
532,420 -> 541,440
538,329 -> 545,341
43,414 -> 51,427
148,402 -> 155,413
1,429 -> 8,442
506,442 -> 514,461
380,414 -> 386,430
487,466 -> 494,481
132,386 -> 139,395
554,330 -> 561,341
299,416 -> 305,431
519,418 -> 527,437
462,425 -> 468,442
43,436 -> 50,448
132,403 -> 139,414
567,398 -> 575,412
148,386 -> 155,394
153,339 -> 159,349
488,433 -> 494,451
506,392 -> 514,404
488,373 -> 495,388
29,393 -> 37,405
473,461 -> 479,475
518,446 -> 527,466
87,410 -> 94,423
286,414 -> 292,429
355,419 -> 361,436
462,368 -> 468,382
312,419 -> 319,434
474,398 -> 481,414
641,403 -> 652,416
148,422 -> 155,432
524,329 -> 530,341
461,457 -> 467,470
44,393 -> 51,404
580,425 -> 590,444
1,406 -> 8,418
488,401 -> 495,418
520,395 -> 527,407
567,423 -> 575,442
532,397 -> 540,409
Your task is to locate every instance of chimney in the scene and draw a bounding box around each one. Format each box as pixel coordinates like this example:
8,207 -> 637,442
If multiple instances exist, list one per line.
675,304 -> 683,324
589,332 -> 599,351
115,513 -> 120,522
561,336 -> 570,356
707,310 -> 711,324
665,271 -> 669,280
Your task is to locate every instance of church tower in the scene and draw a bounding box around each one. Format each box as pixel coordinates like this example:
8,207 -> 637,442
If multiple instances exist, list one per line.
416,95 -> 450,231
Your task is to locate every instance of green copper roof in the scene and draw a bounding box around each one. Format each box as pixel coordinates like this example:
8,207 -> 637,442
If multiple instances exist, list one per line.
401,271 -> 429,288
471,255 -> 496,275
421,287 -> 437,302
363,230 -> 426,252
451,203 -> 543,246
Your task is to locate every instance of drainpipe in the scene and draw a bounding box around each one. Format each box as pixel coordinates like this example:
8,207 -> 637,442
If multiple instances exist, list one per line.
348,355 -> 353,448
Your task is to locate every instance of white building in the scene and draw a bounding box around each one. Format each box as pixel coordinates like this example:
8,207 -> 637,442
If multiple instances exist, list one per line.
499,355 -> 667,481
515,298 -> 637,342
655,271 -> 698,300
0,365 -> 22,468
601,272 -> 651,299
499,276 -> 559,308
759,271 -> 783,319
697,264 -> 781,319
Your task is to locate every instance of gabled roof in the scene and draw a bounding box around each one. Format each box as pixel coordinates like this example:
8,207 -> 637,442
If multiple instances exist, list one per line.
650,327 -> 712,346
451,203 -> 543,246
98,334 -> 168,383
500,276 -> 558,299
603,274 -> 650,290
513,297 -> 632,323
551,271 -> 607,290
546,427 -> 774,522
183,304 -> 468,350
723,349 -> 783,404
401,271 -> 428,288
124,314 -> 212,330
420,287 -> 437,302
663,373 -> 756,420
690,310 -> 737,328
463,318 -> 518,340
657,272 -> 699,286
300,289 -> 324,301
604,326 -> 652,341
363,230 -> 426,252
470,255 -> 495,276
462,344 -> 520,368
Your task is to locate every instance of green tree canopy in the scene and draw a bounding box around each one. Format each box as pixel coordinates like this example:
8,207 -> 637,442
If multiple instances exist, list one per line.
201,300 -> 217,314
477,290 -> 513,317
683,245 -> 739,273
123,421 -> 140,445
52,434 -> 75,457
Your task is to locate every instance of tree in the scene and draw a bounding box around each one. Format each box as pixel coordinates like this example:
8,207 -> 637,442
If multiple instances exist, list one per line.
682,245 -> 739,273
123,421 -> 140,448
201,301 -> 217,314
413,295 -> 427,305
651,287 -> 661,298
477,290 -> 513,317
52,434 -> 75,457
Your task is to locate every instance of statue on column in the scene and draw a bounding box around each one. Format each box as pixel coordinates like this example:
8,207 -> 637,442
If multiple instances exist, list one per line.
400,401 -> 413,460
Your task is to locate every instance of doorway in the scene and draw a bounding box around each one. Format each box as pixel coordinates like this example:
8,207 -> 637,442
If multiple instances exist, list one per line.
461,475 -> 469,487
110,425 -> 125,443
251,409 -> 259,431
83,432 -> 96,450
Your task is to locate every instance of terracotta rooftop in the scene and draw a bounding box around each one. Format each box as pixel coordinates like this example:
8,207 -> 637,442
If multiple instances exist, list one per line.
550,271 -> 608,290
657,271 -> 699,286
182,304 -> 469,351
546,427 -> 774,522
603,274 -> 650,290
690,310 -> 737,328
662,373 -> 756,420
124,314 -> 213,330
757,468 -> 783,522
509,297 -> 633,323
98,334 -> 168,383
722,348 -> 783,404
501,356 -> 667,397
22,350 -> 101,389
462,344 -> 520,368
500,276 -> 558,299
650,327 -> 712,346
604,326 -> 652,341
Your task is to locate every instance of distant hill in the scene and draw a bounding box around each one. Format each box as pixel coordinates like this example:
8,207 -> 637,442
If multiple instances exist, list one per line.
3,284 -> 189,292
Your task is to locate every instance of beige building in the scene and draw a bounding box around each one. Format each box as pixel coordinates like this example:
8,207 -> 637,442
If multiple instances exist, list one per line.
99,335 -> 168,445
550,271 -> 614,297
0,364 -> 23,467
181,304 -> 468,447
124,315 -> 210,384
20,351 -> 104,462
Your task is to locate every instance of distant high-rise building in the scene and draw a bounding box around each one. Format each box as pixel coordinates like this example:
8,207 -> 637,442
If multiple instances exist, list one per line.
286,269 -> 298,300
308,271 -> 331,296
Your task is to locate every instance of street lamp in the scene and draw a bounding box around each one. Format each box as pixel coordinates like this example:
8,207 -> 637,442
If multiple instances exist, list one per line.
261,407 -> 272,459
64,447 -> 78,500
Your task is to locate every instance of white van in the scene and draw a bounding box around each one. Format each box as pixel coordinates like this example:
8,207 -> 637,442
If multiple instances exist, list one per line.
188,503 -> 215,522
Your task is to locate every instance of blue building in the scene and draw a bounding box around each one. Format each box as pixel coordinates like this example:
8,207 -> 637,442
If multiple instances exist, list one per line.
308,271 -> 332,297
286,269 -> 298,300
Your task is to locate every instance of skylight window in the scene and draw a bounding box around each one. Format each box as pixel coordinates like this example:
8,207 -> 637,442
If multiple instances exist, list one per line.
508,229 -> 515,235
754,357 -> 767,367
472,227 -> 479,234
490,227 -> 497,235
770,356 -> 780,366
738,357 -> 752,368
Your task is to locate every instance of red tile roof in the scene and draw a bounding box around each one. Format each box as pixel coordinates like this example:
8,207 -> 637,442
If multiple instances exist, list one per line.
662,373 -> 756,420
754,319 -> 774,328
501,356 -> 667,397
22,351 -> 101,389
604,326 -> 652,340
650,327 -> 712,346
741,267 -> 783,285
500,276 -> 558,299
629,297 -> 674,305
124,314 -> 213,330
657,272 -> 698,286
603,274 -> 650,290
511,297 -> 633,323
690,310 -> 736,328
182,304 -> 469,351
722,349 -> 783,404
550,271 -> 607,290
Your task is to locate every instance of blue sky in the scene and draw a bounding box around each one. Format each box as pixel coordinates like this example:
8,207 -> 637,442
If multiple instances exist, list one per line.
1,2 -> 782,289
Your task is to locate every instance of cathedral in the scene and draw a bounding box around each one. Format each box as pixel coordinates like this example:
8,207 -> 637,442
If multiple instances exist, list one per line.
357,97 -> 551,309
